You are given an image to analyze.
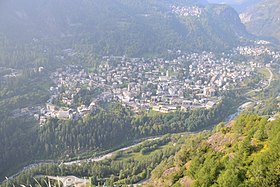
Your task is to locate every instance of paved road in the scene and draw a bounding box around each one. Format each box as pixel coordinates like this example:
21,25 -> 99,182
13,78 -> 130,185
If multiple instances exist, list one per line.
264,67 -> 273,89
225,102 -> 253,123
63,137 -> 160,165
4,137 -> 161,182
47,176 -> 89,187
226,67 -> 274,124
246,67 -> 273,95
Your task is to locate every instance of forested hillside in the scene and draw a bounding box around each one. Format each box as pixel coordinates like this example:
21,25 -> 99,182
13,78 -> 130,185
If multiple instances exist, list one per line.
2,111 -> 280,186
0,0 -> 249,57
146,114 -> 280,186
0,94 -> 241,182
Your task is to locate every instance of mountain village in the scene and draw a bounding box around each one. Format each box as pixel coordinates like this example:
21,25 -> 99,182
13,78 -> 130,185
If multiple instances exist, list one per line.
9,43 -> 280,124
38,50 -> 260,124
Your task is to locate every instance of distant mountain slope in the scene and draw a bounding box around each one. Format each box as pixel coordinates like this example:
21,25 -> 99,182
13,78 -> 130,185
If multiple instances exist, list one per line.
208,0 -> 260,12
0,0 -> 249,56
240,0 -> 280,43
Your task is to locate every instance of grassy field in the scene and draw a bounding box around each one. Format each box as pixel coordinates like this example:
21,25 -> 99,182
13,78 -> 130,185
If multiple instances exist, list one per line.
257,67 -> 271,79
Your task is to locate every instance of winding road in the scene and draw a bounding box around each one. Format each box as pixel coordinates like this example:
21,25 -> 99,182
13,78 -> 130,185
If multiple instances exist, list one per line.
264,67 -> 274,89
246,67 -> 273,95
225,67 -> 274,123
47,176 -> 90,187
63,137 -> 160,166
3,137 -> 161,183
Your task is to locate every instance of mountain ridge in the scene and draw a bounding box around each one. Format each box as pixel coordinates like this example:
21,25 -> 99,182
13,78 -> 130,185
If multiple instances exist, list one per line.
240,0 -> 280,43
0,0 -> 249,56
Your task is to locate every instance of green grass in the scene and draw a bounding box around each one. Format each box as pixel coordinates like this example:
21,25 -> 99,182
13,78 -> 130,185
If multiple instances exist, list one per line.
147,110 -> 160,117
113,140 -> 180,162
257,67 -> 270,79
87,67 -> 96,72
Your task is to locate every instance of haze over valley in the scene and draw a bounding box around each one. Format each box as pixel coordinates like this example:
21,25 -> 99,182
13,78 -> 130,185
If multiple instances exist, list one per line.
0,0 -> 280,187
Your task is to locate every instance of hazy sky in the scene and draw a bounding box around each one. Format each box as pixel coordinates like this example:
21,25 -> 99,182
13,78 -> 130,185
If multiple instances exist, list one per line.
208,0 -> 251,4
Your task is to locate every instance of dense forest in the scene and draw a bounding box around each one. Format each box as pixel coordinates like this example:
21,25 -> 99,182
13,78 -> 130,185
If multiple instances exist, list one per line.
0,92 -> 242,182
146,114 -> 280,187
2,135 -> 182,186
3,113 -> 280,186
0,0 -> 250,57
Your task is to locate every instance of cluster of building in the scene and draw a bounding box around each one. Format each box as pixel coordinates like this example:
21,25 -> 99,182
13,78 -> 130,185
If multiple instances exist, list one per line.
33,50 -> 258,123
236,45 -> 280,60
171,5 -> 202,18
1,67 -> 44,81
0,67 -> 19,78
11,105 -> 42,119
186,52 -> 253,91
38,66 -> 101,124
